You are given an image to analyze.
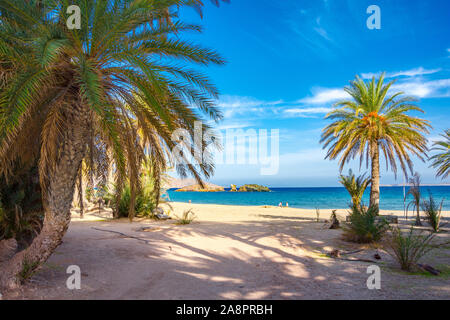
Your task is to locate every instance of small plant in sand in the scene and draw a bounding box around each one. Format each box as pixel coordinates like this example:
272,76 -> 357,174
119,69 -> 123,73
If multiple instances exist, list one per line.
343,205 -> 389,243
386,227 -> 436,272
421,194 -> 445,233
17,258 -> 40,284
406,173 -> 423,226
176,209 -> 196,225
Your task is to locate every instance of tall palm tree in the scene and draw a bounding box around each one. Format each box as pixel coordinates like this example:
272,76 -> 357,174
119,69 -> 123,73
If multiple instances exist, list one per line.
430,129 -> 450,179
0,0 -> 224,289
321,74 -> 431,210
339,170 -> 371,209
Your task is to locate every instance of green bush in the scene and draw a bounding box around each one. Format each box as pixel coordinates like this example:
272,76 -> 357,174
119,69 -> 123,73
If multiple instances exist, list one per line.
386,227 -> 435,271
0,205 -> 42,244
343,205 -> 389,243
0,166 -> 44,246
339,170 -> 371,209
104,180 -> 157,219
421,194 -> 445,233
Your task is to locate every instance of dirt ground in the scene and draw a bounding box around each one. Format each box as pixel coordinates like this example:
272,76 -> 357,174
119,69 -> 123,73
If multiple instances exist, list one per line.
3,203 -> 450,300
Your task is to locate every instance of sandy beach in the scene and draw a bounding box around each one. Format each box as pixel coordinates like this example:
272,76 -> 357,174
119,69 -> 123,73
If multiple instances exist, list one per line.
4,202 -> 450,300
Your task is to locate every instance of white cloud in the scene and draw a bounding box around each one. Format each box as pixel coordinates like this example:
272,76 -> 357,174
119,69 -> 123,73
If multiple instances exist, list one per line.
216,73 -> 450,123
361,67 -> 441,80
392,79 -> 450,98
314,17 -> 332,41
297,74 -> 450,106
217,95 -> 283,118
284,107 -> 332,116
298,88 -> 349,105
217,122 -> 254,130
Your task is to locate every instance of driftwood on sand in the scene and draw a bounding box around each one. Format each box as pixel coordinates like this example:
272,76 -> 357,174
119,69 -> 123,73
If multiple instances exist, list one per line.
92,228 -> 152,245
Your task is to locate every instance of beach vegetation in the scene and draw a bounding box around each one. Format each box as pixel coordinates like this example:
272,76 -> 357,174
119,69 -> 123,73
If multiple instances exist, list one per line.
0,166 -> 43,247
339,170 -> 371,209
176,209 -> 196,225
406,173 -> 423,226
421,194 -> 445,233
343,205 -> 389,243
17,257 -> 40,284
321,74 -> 431,211
386,227 -> 436,272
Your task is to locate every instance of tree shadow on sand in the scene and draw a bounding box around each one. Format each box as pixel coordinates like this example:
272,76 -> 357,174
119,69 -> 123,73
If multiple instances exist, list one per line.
8,215 -> 450,300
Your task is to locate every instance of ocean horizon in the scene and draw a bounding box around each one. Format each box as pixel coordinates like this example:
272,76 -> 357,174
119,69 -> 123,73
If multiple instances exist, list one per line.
167,186 -> 450,211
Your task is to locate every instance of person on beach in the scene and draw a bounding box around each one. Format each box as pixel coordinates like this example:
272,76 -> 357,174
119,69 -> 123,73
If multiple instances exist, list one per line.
278,202 -> 283,208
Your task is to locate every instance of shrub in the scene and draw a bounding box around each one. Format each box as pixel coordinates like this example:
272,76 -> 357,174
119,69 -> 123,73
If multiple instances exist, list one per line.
0,206 -> 42,244
17,257 -> 40,284
176,209 -> 196,225
339,170 -> 371,209
386,227 -> 436,271
0,184 -> 43,247
104,182 -> 157,219
343,205 -> 389,243
421,194 -> 445,233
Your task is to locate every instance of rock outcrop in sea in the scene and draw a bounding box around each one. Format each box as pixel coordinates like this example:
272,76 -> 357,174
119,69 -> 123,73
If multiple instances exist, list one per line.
238,184 -> 271,192
175,183 -> 225,192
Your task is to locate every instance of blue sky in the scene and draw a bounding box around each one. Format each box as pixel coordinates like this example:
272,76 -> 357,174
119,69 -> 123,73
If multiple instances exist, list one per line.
177,0 -> 450,187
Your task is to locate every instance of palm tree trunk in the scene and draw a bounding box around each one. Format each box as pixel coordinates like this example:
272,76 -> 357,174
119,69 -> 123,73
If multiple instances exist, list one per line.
129,179 -> 136,221
415,204 -> 422,226
78,171 -> 84,219
370,140 -> 380,211
0,104 -> 88,291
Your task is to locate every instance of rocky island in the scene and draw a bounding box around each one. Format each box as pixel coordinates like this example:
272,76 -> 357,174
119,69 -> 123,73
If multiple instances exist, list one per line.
237,184 -> 271,192
175,183 -> 225,192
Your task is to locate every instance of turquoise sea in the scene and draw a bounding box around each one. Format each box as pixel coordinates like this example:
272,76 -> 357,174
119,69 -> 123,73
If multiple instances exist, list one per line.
167,186 -> 450,211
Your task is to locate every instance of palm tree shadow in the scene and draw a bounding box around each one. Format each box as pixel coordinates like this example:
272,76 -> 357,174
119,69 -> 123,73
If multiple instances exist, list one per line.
19,215 -> 450,300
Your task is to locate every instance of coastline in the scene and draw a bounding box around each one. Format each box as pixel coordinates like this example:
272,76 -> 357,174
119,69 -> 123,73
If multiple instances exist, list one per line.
166,186 -> 450,211
165,202 -> 450,219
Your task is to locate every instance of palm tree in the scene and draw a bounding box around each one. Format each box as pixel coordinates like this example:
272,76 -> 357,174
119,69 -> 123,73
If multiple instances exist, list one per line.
406,173 -> 422,226
339,170 -> 371,209
0,0 -> 224,289
321,74 -> 431,210
430,129 -> 450,179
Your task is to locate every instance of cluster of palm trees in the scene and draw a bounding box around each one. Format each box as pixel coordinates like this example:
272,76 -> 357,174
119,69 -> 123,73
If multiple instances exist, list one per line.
322,75 -> 449,212
0,0 -> 227,289
0,0 -> 449,292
